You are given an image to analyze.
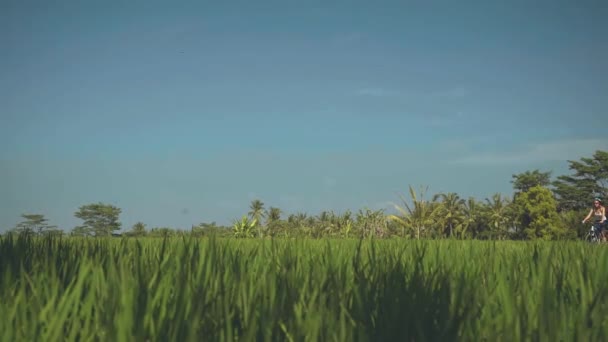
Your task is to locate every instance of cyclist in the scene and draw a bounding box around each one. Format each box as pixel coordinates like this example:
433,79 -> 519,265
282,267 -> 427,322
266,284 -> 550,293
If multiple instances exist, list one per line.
583,198 -> 606,241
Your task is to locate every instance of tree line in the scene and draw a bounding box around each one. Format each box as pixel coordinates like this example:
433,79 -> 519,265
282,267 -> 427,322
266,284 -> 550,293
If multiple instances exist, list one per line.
4,150 -> 607,240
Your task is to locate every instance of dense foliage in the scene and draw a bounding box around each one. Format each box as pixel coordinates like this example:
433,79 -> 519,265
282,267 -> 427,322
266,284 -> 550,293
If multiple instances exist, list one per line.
1,235 -> 608,341
3,150 -> 607,240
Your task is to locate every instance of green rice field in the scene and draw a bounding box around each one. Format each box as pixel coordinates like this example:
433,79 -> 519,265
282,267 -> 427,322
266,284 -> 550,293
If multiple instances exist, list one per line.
1,235 -> 607,341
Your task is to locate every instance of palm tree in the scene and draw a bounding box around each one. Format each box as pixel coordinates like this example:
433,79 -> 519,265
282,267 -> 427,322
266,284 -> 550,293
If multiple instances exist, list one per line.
485,193 -> 511,239
248,199 -> 265,221
317,210 -> 337,236
248,199 -> 265,237
433,192 -> 465,238
266,207 -> 282,224
461,197 -> 482,238
296,212 -> 308,223
264,206 -> 283,236
356,208 -> 388,238
317,210 -> 330,224
388,185 -> 442,239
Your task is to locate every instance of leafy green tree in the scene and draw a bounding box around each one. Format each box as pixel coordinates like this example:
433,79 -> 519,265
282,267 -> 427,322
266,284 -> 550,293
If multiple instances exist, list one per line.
70,226 -> 90,237
511,170 -> 552,193
552,150 -> 608,211
74,203 -> 122,237
514,185 -> 568,240
559,209 -> 588,239
13,214 -> 56,235
148,227 -> 175,238
128,222 -> 147,237
191,222 -> 228,237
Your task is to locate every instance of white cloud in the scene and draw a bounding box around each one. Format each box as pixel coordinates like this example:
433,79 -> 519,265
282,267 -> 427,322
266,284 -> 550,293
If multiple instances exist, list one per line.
448,138 -> 608,165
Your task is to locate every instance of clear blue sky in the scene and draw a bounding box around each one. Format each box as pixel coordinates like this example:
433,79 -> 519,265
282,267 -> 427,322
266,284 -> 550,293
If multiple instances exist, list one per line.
1,0 -> 607,231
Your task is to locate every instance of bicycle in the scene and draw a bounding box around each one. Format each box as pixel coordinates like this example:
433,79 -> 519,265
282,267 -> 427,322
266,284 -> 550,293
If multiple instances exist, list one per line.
585,224 -> 603,244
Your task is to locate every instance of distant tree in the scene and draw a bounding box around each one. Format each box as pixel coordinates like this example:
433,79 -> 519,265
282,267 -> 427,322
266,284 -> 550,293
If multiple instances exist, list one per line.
355,208 -> 387,238
511,170 -> 552,193
266,207 -> 282,224
247,199 -> 266,237
460,197 -> 483,239
262,207 -> 282,236
552,150 -> 608,211
148,227 -> 175,238
483,194 -> 512,239
129,222 -> 147,237
74,203 -> 122,237
514,185 -> 568,240
559,208 -> 589,239
71,226 -> 91,237
433,192 -> 465,238
388,185 -> 442,239
232,216 -> 257,238
286,212 -> 309,234
13,214 -> 56,236
192,221 -> 228,237
248,199 -> 265,222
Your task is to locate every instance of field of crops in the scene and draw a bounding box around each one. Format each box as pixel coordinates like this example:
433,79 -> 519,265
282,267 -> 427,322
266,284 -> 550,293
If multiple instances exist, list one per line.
1,235 -> 608,341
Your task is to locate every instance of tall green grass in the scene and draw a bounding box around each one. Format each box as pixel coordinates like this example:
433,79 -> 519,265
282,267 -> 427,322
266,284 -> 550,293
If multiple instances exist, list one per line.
1,234 -> 607,341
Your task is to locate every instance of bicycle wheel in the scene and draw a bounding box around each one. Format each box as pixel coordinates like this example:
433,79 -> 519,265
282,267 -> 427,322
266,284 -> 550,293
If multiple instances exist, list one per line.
586,232 -> 600,243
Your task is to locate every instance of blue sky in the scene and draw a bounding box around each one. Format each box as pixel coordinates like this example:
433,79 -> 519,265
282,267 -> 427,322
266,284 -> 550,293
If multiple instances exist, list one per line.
1,0 -> 607,231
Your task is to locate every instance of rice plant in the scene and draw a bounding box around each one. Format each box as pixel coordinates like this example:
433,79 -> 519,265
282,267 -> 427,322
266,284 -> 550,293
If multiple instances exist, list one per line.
1,234 -> 607,341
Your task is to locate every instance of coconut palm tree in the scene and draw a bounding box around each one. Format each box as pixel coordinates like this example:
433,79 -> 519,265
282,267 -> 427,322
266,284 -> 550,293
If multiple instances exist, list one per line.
461,197 -> 482,238
485,193 -> 511,239
433,192 -> 465,238
266,207 -> 282,224
388,185 -> 442,239
356,208 -> 388,238
248,199 -> 265,221
248,199 -> 265,237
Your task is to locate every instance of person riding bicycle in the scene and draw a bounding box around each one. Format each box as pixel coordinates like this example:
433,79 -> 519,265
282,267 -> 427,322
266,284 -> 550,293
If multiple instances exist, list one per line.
583,198 -> 606,241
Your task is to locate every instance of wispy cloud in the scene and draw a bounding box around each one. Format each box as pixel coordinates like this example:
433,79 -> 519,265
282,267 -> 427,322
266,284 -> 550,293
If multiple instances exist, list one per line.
448,138 -> 608,165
